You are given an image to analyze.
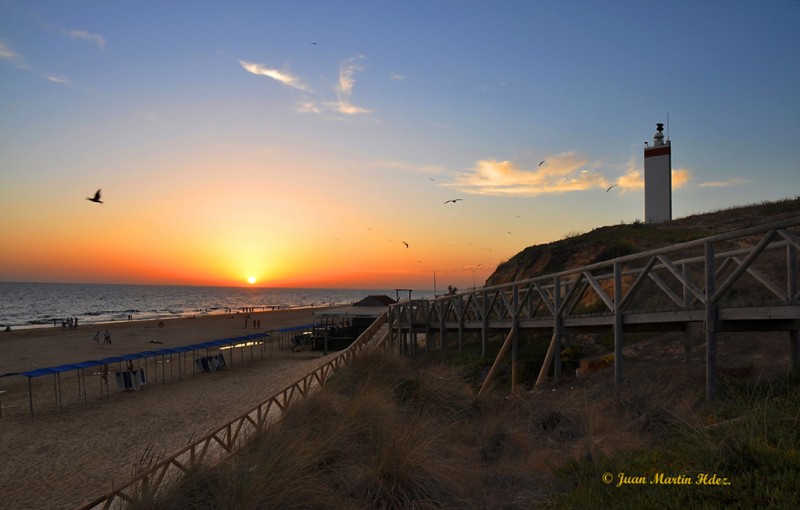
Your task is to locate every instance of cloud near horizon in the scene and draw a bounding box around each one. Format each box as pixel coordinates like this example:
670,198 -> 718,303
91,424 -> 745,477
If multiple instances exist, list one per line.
447,154 -> 694,197
68,29 -> 106,50
697,177 -> 748,188
374,159 -> 447,176
239,60 -> 310,91
614,167 -> 691,191
448,153 -> 608,196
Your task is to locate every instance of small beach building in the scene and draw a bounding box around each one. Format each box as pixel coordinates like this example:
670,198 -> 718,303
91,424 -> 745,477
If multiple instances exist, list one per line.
312,295 -> 396,350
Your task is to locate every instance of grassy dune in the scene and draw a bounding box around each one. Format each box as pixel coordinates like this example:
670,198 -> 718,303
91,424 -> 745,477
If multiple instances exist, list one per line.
128,344 -> 800,509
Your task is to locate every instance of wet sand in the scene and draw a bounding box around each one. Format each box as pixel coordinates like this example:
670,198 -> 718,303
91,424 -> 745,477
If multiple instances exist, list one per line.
0,309 -> 337,510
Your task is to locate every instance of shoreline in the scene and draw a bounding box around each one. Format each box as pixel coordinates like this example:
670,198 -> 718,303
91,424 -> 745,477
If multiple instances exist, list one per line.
2,303 -> 333,332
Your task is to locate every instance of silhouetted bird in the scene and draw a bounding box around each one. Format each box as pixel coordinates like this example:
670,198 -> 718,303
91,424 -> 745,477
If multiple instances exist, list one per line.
539,160 -> 545,166
443,199 -> 463,204
402,241 -> 409,248
606,184 -> 618,192
86,189 -> 103,203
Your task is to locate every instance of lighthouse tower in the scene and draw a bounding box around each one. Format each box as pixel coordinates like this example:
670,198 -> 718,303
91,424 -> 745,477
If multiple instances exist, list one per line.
644,122 -> 672,223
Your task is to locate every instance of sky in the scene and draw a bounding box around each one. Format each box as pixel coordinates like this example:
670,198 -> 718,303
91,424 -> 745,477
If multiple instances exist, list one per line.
1,1 -> 798,291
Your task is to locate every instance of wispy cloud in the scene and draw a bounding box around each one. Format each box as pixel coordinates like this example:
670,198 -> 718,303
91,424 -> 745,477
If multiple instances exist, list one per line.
390,72 -> 406,80
324,56 -> 372,115
0,41 -> 23,62
448,153 -> 608,197
698,177 -> 748,188
239,60 -> 310,91
68,29 -> 106,50
374,159 -> 447,176
294,101 -> 322,114
241,55 -> 371,117
1,40 -> 76,87
46,75 -> 70,84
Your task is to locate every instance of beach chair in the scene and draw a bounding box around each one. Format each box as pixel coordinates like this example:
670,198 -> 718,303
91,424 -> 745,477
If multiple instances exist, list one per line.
213,354 -> 226,370
136,368 -> 147,386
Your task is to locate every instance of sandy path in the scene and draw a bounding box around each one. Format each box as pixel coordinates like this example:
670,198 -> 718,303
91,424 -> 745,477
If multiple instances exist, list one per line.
0,310 -> 337,510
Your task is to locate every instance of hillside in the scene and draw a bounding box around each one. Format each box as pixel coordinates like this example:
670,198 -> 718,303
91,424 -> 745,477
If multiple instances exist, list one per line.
486,196 -> 800,287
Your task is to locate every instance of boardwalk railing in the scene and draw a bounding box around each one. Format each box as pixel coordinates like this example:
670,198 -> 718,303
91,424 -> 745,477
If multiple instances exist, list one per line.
387,217 -> 800,399
78,312 -> 389,510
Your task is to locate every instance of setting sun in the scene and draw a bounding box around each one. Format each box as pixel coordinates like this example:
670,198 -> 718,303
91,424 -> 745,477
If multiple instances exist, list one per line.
247,276 -> 257,285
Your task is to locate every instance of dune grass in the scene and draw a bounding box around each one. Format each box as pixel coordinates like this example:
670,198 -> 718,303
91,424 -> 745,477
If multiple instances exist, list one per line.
126,347 -> 800,509
549,373 -> 800,509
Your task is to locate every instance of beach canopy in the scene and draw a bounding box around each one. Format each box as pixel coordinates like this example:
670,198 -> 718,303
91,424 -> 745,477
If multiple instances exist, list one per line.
17,332 -> 281,379
15,325 -> 314,416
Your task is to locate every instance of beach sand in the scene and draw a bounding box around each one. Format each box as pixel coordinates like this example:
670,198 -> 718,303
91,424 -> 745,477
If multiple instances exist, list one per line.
0,309 -> 339,510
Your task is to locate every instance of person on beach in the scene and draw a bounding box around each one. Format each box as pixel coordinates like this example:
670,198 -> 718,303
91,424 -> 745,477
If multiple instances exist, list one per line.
93,331 -> 100,343
104,330 -> 111,344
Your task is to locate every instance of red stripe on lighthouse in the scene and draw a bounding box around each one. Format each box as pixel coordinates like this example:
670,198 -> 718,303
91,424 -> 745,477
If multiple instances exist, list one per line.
644,146 -> 671,158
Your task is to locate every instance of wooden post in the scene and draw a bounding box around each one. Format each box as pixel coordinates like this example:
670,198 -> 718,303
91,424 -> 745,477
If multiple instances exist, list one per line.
682,262 -> 693,363
613,262 -> 623,386
478,327 -> 515,396
535,276 -> 561,388
510,285 -> 519,393
440,300 -> 447,352
705,241 -> 718,401
481,290 -> 489,358
788,242 -> 799,371
458,297 -> 465,352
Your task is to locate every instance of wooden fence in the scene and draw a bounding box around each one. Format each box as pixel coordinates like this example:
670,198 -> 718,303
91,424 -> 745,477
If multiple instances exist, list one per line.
77,313 -> 389,510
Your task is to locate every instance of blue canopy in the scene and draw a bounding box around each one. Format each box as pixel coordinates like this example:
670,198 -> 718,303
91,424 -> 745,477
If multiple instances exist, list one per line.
18,332 -> 271,378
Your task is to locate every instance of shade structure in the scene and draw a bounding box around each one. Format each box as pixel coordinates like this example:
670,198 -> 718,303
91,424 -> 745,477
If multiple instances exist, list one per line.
15,329 -> 307,416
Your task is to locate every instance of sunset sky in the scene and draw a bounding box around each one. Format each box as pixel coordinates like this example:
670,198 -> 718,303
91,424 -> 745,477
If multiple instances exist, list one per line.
1,1 -> 798,290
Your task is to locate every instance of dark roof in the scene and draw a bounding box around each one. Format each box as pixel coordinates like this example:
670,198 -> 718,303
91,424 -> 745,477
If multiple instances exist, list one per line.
354,295 -> 396,307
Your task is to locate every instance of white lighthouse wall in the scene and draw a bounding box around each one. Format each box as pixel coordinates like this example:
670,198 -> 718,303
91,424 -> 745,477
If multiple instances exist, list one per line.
644,152 -> 672,223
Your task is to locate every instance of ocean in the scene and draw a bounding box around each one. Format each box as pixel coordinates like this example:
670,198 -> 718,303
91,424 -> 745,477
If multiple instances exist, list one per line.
0,282 -> 434,330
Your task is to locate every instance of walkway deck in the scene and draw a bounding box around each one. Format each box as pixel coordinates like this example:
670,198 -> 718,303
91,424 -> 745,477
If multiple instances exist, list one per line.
387,217 -> 800,400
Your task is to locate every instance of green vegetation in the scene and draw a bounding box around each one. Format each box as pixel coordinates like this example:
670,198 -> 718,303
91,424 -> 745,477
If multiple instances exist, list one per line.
551,374 -> 800,509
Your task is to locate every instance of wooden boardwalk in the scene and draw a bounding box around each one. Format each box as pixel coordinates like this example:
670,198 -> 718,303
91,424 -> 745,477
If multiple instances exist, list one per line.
386,217 -> 800,400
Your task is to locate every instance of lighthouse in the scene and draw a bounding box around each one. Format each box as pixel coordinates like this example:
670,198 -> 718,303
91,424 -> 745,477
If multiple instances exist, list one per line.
644,122 -> 672,223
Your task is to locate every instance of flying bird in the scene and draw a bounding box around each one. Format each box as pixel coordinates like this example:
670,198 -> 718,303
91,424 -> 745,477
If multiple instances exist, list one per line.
443,199 -> 463,204
402,241 -> 409,248
86,189 -> 103,203
311,42 -> 318,45
538,160 -> 545,166
606,184 -> 618,192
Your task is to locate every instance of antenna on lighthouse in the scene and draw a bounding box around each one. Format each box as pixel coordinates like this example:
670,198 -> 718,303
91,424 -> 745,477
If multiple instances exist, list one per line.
666,112 -> 670,141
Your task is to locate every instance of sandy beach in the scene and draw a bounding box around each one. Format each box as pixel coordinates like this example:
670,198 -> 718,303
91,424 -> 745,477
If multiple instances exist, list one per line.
0,309 -> 339,510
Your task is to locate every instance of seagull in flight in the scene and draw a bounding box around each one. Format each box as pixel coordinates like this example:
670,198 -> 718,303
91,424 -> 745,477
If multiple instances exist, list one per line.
86,189 -> 103,203
443,199 -> 463,204
539,160 -> 545,166
402,241 -> 409,248
606,184 -> 618,192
